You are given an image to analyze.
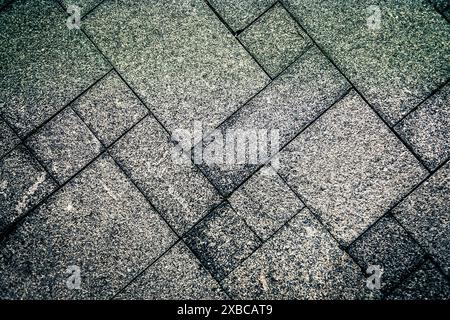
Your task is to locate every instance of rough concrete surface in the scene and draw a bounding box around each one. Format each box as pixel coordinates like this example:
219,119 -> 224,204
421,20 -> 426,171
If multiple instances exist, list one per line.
0,0 -> 448,300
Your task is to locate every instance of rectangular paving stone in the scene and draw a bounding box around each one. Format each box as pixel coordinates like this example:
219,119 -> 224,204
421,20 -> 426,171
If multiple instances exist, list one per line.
26,108 -> 104,184
84,0 -> 269,135
222,208 -> 377,299
392,160 -> 450,277
110,115 -> 223,235
283,0 -> 450,125
209,0 -> 275,32
72,71 -> 148,147
0,145 -> 57,233
278,90 -> 427,245
238,3 -> 310,78
388,260 -> 450,300
59,0 -> 103,16
116,242 -> 226,300
183,202 -> 261,281
0,0 -> 110,137
197,46 -> 350,196
229,166 -> 304,240
395,83 -> 450,171
348,216 -> 425,292
0,155 -> 177,299
0,117 -> 20,159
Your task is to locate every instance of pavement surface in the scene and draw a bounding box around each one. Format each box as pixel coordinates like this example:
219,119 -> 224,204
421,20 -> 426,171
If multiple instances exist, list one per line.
0,0 -> 449,300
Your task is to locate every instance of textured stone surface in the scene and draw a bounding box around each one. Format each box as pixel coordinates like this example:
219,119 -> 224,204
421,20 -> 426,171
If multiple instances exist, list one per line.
0,145 -> 57,233
0,155 -> 177,299
348,216 -> 425,292
283,0 -> 450,125
184,202 -> 261,281
0,118 -> 20,158
392,161 -> 450,277
222,208 -> 377,299
388,261 -> 450,300
72,71 -> 148,147
209,0 -> 275,32
198,46 -> 350,196
1,0 -> 448,300
395,83 -> 450,171
117,242 -> 226,300
229,166 -> 304,240
59,0 -> 103,16
239,3 -> 310,77
26,108 -> 103,184
0,0 -> 110,137
110,116 -> 222,235
279,90 -> 427,245
84,0 -> 269,135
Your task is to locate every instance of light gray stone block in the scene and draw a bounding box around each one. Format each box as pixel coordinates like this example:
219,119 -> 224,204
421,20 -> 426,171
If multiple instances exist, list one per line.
278,90 -> 427,245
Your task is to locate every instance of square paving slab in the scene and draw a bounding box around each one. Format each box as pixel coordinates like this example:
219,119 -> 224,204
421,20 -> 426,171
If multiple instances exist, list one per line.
348,216 -> 425,292
278,90 -> 427,245
238,3 -> 310,78
183,202 -> 261,281
71,71 -> 148,147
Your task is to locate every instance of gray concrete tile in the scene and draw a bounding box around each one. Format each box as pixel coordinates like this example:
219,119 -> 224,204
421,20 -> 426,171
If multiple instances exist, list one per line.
0,118 -> 20,158
238,3 -> 310,78
0,0 -> 110,137
229,166 -> 304,240
72,71 -> 148,147
395,83 -> 450,171
278,90 -> 428,245
110,116 -> 223,235
0,155 -> 177,299
84,0 -> 269,135
116,242 -> 227,300
283,0 -> 450,125
198,47 -> 350,196
388,260 -> 450,300
59,0 -> 103,16
392,161 -> 450,277
183,202 -> 261,281
348,216 -> 425,292
0,145 -> 57,233
209,0 -> 275,32
222,208 -> 377,299
26,108 -> 103,184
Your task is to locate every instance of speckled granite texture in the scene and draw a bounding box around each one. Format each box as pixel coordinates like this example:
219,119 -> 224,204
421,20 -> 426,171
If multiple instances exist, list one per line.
0,0 -> 448,300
